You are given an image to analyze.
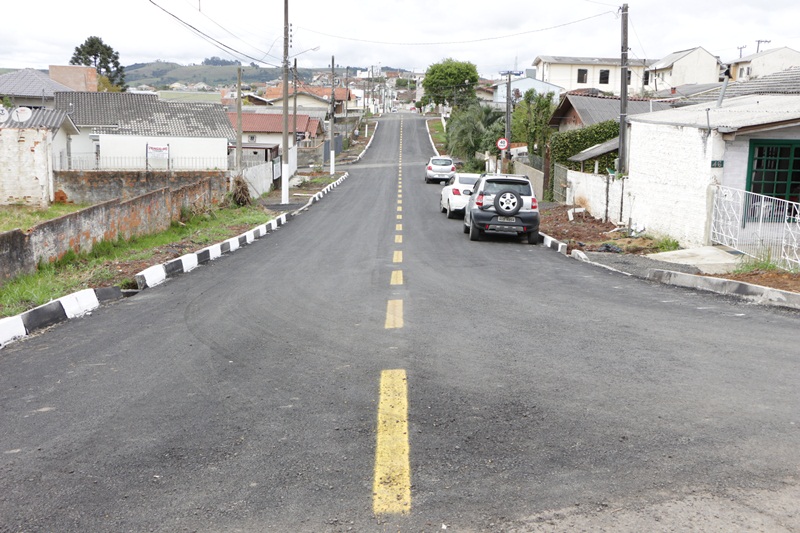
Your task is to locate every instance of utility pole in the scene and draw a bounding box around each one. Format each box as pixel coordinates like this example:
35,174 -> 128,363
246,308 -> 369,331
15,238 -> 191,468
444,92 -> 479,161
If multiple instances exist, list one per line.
619,3 -> 629,178
280,0 -> 289,204
329,55 -> 335,175
235,66 -> 242,182
292,58 -> 298,147
756,39 -> 771,53
738,45 -> 747,58
499,70 -> 522,172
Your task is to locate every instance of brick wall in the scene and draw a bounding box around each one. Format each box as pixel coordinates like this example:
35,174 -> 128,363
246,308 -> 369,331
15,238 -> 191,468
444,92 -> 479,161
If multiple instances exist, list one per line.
0,176 -> 229,284
54,170 -> 228,204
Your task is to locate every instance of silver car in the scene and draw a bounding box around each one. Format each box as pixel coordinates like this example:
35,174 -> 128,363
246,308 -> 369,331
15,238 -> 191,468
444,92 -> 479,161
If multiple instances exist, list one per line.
425,156 -> 456,184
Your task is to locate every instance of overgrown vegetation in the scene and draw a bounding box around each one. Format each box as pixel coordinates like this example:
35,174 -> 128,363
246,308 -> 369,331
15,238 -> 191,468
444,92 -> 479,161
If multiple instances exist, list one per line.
511,90 -> 557,158
0,203 -> 92,233
734,252 -> 782,274
444,104 -> 504,168
0,203 -> 276,318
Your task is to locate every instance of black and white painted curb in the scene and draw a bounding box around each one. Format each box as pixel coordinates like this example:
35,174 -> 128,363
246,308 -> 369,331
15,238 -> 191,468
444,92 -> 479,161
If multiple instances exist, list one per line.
0,173 -> 349,348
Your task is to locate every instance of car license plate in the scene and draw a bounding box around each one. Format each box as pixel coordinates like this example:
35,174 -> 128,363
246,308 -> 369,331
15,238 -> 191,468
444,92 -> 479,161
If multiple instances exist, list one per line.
497,216 -> 516,223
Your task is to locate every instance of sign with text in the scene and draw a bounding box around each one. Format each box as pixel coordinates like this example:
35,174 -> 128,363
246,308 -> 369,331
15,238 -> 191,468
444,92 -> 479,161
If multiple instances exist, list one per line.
496,137 -> 509,151
147,145 -> 169,159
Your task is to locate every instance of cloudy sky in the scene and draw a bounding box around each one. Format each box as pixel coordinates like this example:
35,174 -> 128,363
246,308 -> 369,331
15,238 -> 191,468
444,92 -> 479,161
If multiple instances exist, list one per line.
2,0 -> 800,80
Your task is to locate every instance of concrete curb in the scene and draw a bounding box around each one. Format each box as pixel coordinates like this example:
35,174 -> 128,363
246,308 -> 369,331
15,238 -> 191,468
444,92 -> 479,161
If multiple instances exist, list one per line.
542,232 -> 800,311
647,269 -> 800,310
1,286 -> 123,348
1,175 -> 349,349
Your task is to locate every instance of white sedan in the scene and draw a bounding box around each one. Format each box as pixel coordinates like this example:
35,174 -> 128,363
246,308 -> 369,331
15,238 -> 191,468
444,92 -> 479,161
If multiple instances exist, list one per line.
440,173 -> 482,219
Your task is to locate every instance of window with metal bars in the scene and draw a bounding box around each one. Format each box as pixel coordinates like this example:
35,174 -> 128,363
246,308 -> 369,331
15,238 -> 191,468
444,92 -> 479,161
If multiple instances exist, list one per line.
748,140 -> 800,202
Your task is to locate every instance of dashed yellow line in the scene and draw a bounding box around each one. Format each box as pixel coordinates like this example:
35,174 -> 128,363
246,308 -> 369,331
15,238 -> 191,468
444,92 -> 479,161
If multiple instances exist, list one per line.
373,368 -> 411,514
393,251 -> 403,263
384,299 -> 404,329
395,223 -> 403,231
390,270 -> 403,285
395,235 -> 403,244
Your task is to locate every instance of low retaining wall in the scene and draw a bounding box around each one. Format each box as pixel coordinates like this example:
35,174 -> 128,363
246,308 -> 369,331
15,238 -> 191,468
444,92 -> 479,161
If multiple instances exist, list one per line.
0,176 -> 227,284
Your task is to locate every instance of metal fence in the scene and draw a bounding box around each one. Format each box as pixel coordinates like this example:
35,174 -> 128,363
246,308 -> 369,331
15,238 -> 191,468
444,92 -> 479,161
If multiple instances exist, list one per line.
552,164 -> 569,203
711,185 -> 800,271
53,153 -> 263,171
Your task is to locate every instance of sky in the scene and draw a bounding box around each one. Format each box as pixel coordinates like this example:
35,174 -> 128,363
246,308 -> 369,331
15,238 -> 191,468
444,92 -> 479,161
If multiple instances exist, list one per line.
2,0 -> 800,81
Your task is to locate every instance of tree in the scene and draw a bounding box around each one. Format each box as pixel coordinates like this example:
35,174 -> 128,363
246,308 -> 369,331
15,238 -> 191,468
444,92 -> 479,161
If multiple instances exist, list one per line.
422,59 -> 479,109
70,36 -> 126,90
511,90 -> 557,157
445,103 -> 503,169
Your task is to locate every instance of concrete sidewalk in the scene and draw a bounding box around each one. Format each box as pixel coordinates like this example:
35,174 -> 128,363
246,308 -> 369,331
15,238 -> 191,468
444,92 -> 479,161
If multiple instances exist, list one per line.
646,245 -> 744,275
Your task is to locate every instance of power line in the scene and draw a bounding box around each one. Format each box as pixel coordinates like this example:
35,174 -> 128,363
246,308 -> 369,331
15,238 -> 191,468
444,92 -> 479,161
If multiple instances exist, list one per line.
148,0 -> 281,68
297,11 -> 615,47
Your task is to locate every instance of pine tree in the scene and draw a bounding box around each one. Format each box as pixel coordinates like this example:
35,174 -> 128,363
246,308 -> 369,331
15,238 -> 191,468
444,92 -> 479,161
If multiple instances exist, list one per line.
70,36 -> 126,91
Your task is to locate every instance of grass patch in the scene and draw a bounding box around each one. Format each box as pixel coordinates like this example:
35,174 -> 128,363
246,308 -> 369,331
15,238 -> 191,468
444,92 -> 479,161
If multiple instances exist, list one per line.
0,203 -> 91,233
734,253 -> 782,274
0,203 -> 274,318
427,119 -> 447,153
653,236 -> 681,252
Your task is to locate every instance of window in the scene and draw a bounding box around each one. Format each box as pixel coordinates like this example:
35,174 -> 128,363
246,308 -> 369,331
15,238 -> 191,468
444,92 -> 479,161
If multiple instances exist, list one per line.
577,69 -> 588,84
248,134 -> 257,143
643,71 -> 650,86
748,140 -> 800,201
599,70 -> 610,84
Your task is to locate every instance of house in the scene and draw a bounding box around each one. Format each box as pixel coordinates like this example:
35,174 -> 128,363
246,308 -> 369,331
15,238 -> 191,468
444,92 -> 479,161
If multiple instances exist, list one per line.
260,83 -> 352,115
727,47 -> 800,82
53,92 -> 236,171
228,111 -> 322,163
644,47 -> 721,93
492,71 -> 563,107
532,55 -> 657,96
0,109 -> 79,206
549,91 -> 672,131
0,68 -> 74,108
623,94 -> 800,246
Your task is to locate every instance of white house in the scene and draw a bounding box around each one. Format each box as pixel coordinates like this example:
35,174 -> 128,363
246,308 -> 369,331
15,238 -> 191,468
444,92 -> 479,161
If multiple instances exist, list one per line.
492,71 -> 563,107
645,47 -> 721,93
532,56 -> 656,96
727,47 -> 800,82
54,92 -> 236,171
623,94 -> 800,246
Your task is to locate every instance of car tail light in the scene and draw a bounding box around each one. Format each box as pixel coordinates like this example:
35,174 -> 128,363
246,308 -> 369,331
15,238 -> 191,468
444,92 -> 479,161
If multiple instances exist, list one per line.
452,189 -> 461,196
450,165 -> 455,171
427,165 -> 432,171
476,193 -> 484,207
531,197 -> 538,209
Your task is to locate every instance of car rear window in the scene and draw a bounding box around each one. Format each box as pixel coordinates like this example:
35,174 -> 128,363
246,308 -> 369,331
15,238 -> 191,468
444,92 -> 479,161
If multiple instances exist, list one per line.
431,158 -> 452,166
460,176 -> 479,185
482,180 -> 532,196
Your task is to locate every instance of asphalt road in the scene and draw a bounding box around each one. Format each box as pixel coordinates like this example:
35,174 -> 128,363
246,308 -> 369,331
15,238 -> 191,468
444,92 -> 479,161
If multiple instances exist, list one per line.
1,112 -> 799,532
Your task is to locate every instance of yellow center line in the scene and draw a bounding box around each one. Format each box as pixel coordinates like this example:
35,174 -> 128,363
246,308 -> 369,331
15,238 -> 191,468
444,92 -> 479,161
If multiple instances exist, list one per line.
395,234 -> 403,244
393,250 -> 403,263
373,368 -> 411,514
396,215 -> 403,220
384,299 -> 404,329
397,206 -> 402,212
395,224 -> 403,231
390,270 -> 403,285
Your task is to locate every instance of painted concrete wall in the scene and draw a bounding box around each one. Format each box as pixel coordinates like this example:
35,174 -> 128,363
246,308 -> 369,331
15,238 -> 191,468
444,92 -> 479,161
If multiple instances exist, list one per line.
538,62 -> 649,95
0,128 -> 53,207
566,170 -> 625,223
99,135 -> 229,170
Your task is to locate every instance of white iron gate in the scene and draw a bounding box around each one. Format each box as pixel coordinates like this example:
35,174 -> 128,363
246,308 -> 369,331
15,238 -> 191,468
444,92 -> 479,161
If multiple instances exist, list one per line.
711,185 -> 800,271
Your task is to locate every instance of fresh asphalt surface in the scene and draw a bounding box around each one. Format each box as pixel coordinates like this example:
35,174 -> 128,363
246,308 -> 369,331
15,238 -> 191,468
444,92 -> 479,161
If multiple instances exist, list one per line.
1,112 -> 799,532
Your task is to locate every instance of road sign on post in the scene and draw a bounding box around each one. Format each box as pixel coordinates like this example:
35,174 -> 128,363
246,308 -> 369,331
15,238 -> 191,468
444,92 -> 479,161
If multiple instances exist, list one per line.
496,138 -> 508,151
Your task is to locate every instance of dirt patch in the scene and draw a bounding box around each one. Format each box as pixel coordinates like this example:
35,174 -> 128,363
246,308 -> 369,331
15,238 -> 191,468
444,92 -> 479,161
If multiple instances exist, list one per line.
539,204 -> 800,294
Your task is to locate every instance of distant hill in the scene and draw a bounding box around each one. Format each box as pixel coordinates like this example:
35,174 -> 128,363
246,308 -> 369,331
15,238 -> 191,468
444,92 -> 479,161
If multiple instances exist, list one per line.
125,61 -> 287,88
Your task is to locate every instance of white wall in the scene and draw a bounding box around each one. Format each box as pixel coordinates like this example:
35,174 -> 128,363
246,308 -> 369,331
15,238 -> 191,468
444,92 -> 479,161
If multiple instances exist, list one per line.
566,170 -> 626,223
626,122 -> 718,246
538,62 -> 649,95
0,128 -> 52,207
99,135 -> 229,169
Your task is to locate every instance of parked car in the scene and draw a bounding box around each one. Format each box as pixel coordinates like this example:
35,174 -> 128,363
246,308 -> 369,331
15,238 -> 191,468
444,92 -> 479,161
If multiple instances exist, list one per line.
425,156 -> 456,184
463,174 -> 540,244
440,173 -> 481,218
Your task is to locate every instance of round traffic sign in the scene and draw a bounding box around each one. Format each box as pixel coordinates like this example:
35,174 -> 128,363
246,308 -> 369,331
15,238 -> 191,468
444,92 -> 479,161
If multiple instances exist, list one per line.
496,137 -> 509,150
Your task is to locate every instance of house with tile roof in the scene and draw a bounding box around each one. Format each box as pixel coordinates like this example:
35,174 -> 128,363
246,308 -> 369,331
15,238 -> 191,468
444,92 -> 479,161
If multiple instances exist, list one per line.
53,91 -> 236,171
549,92 -> 672,131
228,111 -> 322,163
0,108 -> 79,206
0,68 -> 74,109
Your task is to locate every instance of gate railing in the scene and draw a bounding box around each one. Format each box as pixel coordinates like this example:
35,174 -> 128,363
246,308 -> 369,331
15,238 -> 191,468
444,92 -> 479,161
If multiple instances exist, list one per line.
711,185 -> 800,271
